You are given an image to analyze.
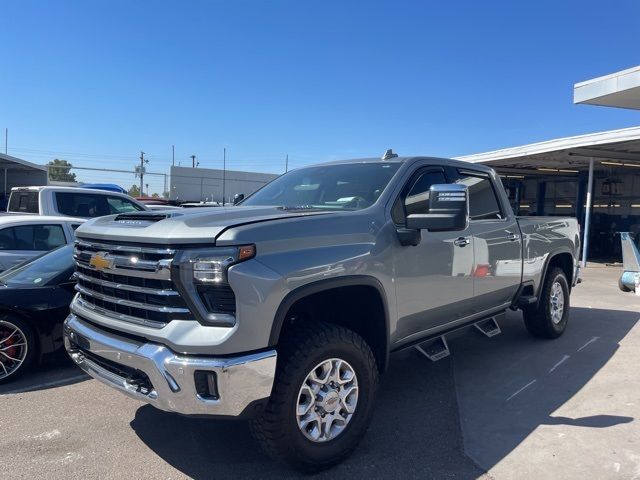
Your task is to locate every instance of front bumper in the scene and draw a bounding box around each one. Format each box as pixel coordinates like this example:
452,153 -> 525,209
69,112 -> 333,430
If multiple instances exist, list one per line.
63,314 -> 277,417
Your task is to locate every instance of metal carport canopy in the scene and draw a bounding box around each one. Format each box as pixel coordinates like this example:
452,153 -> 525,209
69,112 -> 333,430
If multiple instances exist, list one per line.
574,65 -> 640,110
0,152 -> 47,172
455,126 -> 640,267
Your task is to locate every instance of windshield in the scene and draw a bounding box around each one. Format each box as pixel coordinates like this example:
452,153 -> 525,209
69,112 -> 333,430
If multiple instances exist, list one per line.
0,244 -> 73,287
241,162 -> 402,210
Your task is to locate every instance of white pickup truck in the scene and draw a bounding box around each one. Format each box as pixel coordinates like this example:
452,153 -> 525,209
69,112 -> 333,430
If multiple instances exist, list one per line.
7,186 -> 147,218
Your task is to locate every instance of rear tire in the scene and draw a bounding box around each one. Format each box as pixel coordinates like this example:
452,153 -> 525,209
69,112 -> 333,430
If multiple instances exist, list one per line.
0,315 -> 36,384
249,321 -> 379,472
523,268 -> 570,339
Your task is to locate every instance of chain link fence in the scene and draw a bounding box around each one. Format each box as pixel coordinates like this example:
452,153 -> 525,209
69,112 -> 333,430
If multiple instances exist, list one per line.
47,165 -> 169,198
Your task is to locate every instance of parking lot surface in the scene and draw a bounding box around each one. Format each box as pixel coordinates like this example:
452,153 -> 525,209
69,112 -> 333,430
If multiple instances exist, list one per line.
1,267 -> 638,479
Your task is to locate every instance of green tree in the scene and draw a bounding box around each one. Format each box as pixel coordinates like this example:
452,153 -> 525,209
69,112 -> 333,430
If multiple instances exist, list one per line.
151,193 -> 159,198
47,159 -> 77,182
128,184 -> 141,197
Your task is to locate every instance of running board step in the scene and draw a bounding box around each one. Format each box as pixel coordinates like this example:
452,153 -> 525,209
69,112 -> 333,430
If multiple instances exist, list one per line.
415,335 -> 450,362
474,315 -> 502,337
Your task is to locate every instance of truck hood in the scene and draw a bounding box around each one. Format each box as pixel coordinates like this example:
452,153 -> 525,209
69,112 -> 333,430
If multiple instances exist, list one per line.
74,206 -> 332,245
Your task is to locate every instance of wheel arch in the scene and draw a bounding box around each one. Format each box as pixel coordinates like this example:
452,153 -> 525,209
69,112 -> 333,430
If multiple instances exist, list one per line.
269,275 -> 391,373
535,249 -> 574,308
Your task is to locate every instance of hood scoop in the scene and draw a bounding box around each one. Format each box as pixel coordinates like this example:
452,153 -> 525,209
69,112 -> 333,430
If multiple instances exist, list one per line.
114,212 -> 174,224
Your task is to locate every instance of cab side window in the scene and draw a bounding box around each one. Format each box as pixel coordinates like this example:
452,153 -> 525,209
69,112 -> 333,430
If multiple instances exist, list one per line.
392,170 -> 447,225
456,171 -> 503,220
1,225 -> 66,251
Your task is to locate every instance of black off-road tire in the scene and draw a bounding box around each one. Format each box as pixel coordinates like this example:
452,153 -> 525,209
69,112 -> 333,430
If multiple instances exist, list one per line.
523,268 -> 570,339
0,314 -> 37,384
249,322 -> 379,472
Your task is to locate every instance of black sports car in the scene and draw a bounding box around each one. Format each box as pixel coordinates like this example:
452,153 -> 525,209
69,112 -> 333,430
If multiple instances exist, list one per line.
0,245 -> 75,384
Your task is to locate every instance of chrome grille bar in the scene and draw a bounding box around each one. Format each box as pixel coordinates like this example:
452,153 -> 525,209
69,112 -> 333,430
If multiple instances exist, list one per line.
75,240 -> 175,255
73,296 -> 167,329
75,272 -> 179,297
75,284 -> 189,314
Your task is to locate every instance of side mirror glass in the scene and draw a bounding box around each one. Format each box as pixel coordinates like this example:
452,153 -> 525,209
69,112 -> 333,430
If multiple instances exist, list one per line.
406,184 -> 468,232
233,193 -> 245,205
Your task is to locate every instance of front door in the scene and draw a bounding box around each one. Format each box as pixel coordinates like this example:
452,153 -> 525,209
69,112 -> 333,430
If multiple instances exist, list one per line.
393,166 -> 475,344
455,169 -> 522,313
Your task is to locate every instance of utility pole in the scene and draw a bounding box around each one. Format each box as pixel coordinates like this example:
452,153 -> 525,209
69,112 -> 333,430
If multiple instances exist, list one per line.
172,145 -> 175,166
191,155 -> 197,168
222,147 -> 226,206
145,183 -> 149,196
138,151 -> 148,195
285,154 -> 289,173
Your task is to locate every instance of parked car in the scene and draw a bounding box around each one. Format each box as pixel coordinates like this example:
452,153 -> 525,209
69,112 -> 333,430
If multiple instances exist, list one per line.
7,186 -> 147,218
64,155 -> 580,471
0,215 -> 84,272
0,245 -> 75,384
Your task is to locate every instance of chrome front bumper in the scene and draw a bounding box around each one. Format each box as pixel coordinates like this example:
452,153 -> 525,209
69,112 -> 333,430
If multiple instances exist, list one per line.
63,314 -> 277,417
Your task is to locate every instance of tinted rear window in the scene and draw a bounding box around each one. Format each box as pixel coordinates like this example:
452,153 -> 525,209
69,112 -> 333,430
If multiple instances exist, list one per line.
8,191 -> 39,213
55,192 -> 143,217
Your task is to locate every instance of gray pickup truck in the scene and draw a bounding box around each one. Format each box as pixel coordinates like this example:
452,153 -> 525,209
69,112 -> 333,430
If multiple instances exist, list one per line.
63,155 -> 580,471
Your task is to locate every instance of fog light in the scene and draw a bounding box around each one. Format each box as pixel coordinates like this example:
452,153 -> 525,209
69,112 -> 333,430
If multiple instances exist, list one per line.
194,371 -> 219,400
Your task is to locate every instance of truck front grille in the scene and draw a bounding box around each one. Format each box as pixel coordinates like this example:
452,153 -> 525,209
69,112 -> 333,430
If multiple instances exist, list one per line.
73,240 -> 192,328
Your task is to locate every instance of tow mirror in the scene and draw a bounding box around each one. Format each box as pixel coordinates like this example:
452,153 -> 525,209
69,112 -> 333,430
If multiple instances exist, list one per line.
233,193 -> 244,205
406,184 -> 469,232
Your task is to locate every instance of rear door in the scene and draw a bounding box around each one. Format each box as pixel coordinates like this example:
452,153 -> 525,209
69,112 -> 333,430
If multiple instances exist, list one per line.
455,169 -> 522,313
393,165 -> 475,342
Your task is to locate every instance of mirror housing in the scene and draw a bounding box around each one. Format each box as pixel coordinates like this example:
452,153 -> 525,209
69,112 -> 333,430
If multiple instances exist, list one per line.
233,193 -> 245,205
406,184 -> 468,232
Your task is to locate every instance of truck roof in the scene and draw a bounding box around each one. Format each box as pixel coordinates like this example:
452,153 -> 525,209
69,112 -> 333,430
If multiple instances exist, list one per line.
9,185 -> 134,196
313,156 -> 492,173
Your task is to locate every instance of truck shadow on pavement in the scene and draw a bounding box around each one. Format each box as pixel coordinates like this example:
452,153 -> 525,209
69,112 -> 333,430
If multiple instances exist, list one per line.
130,306 -> 638,479
450,305 -> 639,473
130,347 -> 483,479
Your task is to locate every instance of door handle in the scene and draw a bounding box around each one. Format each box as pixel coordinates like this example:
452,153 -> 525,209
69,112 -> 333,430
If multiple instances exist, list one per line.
506,231 -> 519,241
454,237 -> 470,247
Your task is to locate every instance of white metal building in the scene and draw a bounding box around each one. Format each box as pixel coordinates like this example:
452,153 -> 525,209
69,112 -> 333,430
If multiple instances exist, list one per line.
169,166 -> 279,204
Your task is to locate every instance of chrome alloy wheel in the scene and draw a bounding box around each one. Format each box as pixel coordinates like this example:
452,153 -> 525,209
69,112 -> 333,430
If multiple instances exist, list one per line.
550,281 -> 565,325
296,358 -> 359,443
0,320 -> 28,380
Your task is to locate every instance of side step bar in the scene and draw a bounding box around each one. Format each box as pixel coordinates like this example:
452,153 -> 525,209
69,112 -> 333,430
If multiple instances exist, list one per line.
474,317 -> 501,337
415,313 -> 503,362
415,336 -> 450,362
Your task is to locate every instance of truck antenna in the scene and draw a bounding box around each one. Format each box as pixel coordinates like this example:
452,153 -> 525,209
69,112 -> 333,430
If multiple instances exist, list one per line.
382,149 -> 398,160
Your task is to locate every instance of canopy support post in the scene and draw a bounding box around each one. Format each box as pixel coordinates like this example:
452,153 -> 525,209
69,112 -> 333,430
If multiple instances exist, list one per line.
581,157 -> 594,268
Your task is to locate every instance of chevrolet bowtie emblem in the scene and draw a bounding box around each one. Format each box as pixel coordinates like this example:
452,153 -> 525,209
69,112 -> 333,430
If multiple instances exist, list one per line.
89,252 -> 114,271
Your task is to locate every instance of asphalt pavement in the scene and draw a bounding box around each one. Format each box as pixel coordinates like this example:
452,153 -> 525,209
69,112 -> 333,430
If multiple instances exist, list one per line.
1,267 -> 638,479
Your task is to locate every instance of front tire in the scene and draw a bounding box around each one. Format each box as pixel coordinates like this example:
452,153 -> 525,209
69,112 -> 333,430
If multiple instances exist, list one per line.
0,315 -> 36,384
523,268 -> 570,339
249,322 -> 379,472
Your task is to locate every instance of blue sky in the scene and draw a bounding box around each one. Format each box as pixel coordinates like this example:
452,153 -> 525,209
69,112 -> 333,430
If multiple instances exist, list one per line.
1,1 -> 639,192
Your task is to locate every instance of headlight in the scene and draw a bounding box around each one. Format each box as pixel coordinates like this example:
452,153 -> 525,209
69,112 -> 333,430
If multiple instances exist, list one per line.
191,245 -> 255,284
172,245 -> 256,327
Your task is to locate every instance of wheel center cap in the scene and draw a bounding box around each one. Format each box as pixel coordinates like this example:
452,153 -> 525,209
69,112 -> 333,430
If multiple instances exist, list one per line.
321,391 -> 340,413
